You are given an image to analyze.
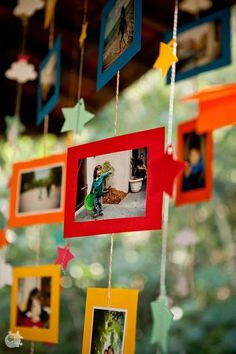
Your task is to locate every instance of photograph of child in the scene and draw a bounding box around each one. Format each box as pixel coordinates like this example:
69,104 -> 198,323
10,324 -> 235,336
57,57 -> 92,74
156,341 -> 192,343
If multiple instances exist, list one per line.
17,164 -> 63,215
16,277 -> 51,329
74,148 -> 148,222
182,132 -> 206,192
103,0 -> 135,71
90,307 -> 126,354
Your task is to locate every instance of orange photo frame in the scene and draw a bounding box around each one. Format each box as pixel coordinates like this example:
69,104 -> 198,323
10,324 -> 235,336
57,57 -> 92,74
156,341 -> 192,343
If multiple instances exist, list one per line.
175,119 -> 213,206
9,153 -> 67,227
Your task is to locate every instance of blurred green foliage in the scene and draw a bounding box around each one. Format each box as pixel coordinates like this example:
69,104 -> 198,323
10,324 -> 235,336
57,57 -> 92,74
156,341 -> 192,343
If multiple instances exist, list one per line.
1,14 -> 236,354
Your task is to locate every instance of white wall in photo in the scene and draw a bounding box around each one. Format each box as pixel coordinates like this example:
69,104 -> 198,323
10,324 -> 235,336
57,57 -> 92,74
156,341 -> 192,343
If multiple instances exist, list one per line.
87,150 -> 132,194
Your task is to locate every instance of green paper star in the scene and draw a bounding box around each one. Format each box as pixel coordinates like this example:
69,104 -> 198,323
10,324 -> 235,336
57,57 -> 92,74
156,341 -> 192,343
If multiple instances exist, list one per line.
61,98 -> 94,135
151,296 -> 173,353
5,115 -> 25,145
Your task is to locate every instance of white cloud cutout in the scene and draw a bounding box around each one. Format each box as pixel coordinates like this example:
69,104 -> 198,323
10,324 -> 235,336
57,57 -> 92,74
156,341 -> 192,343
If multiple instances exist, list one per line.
5,59 -> 37,84
13,0 -> 44,18
180,0 -> 212,14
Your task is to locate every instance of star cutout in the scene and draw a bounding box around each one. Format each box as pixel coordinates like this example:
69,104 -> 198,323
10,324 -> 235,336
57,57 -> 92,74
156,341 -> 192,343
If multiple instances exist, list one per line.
153,40 -> 178,78
55,243 -> 74,271
151,297 -> 173,353
5,115 -> 25,145
61,99 -> 94,135
0,230 -> 8,249
150,146 -> 186,197
44,0 -> 57,29
79,22 -> 88,48
5,331 -> 23,348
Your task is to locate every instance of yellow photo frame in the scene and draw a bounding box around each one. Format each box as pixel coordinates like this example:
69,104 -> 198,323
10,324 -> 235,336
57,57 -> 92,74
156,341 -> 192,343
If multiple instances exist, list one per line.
82,288 -> 139,354
10,264 -> 60,343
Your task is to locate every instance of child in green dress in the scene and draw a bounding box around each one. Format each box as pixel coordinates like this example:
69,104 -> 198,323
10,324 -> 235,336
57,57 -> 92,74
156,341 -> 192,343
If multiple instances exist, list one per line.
91,165 -> 112,218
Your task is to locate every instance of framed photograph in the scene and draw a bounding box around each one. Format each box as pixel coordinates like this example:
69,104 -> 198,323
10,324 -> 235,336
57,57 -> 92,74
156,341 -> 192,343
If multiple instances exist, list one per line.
96,0 -> 142,91
10,265 -> 60,343
36,36 -> 61,125
165,8 -> 231,83
9,153 -> 67,227
64,127 -> 165,238
175,119 -> 213,206
82,288 -> 139,354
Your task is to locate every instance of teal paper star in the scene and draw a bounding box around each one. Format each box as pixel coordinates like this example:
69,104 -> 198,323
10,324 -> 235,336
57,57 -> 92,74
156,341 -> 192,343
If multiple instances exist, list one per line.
61,98 -> 94,135
5,115 -> 25,145
151,296 -> 173,353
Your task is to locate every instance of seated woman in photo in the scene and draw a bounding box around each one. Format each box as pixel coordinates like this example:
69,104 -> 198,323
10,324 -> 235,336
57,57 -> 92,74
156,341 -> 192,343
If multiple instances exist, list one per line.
135,153 -> 147,179
17,288 -> 49,328
182,146 -> 205,191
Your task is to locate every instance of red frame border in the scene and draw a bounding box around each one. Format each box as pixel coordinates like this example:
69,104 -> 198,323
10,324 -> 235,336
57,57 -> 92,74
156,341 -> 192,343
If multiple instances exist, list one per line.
175,119 -> 213,206
64,128 -> 165,238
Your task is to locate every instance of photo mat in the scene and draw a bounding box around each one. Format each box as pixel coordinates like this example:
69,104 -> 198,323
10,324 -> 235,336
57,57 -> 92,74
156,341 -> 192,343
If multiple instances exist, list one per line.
175,119 -> 213,206
9,153 -> 67,227
165,8 -> 231,83
10,265 -> 60,343
64,128 -> 165,238
37,36 -> 61,125
97,0 -> 142,91
82,288 -> 139,354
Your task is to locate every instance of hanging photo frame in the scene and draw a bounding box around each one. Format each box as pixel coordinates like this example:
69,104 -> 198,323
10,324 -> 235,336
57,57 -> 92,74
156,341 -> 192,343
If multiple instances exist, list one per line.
96,0 -> 142,91
82,288 -> 139,354
10,265 -> 60,343
165,8 -> 231,83
175,119 -> 213,206
9,153 -> 67,227
36,36 -> 61,125
64,127 -> 165,238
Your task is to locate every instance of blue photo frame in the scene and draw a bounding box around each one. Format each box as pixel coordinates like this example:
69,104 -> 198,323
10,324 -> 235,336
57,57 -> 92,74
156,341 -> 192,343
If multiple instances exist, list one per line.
165,8 -> 231,83
96,0 -> 142,91
36,36 -> 61,125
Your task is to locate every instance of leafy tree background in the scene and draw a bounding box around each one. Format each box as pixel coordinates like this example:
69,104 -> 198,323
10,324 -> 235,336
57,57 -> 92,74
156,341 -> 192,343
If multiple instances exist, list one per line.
0,8 -> 236,354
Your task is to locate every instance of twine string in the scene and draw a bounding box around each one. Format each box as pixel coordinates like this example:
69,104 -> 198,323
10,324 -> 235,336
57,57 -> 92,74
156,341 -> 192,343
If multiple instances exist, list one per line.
159,0 -> 179,299
107,71 -> 120,308
75,0 -> 88,139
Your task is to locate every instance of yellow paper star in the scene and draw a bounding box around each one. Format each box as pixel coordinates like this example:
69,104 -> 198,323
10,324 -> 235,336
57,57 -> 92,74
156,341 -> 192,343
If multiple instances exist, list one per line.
79,22 -> 88,48
153,39 -> 178,78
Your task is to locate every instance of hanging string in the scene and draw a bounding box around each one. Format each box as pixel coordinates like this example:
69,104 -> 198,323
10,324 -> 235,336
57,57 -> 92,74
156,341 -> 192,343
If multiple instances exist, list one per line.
107,71 -> 120,308
75,0 -> 88,140
159,0 -> 179,300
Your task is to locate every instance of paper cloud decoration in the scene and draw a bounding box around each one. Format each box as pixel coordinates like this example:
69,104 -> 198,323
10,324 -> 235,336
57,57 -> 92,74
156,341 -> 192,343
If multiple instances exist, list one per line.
5,56 -> 37,84
13,0 -> 44,17
180,0 -> 212,14
174,228 -> 198,246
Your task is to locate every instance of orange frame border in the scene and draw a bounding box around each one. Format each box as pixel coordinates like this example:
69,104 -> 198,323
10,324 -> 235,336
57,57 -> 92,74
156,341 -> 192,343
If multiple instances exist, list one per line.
175,119 -> 213,206
9,153 -> 67,227
10,264 -> 60,343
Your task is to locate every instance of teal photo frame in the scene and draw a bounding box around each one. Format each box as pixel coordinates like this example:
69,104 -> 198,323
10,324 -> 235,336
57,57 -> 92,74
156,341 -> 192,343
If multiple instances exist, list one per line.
165,8 -> 231,83
37,36 -> 61,125
96,0 -> 142,91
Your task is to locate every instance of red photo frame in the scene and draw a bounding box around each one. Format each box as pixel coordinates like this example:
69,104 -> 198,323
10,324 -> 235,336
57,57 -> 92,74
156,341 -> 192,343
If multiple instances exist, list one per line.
64,128 -> 165,238
175,119 -> 213,206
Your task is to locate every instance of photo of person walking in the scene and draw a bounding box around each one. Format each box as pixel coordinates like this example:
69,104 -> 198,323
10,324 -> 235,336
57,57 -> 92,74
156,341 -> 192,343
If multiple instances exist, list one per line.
91,165 -> 112,218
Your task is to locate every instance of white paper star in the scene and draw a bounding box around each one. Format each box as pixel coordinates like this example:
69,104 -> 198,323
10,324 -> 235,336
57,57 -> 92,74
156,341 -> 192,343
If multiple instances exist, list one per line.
5,57 -> 37,84
13,0 -> 44,18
